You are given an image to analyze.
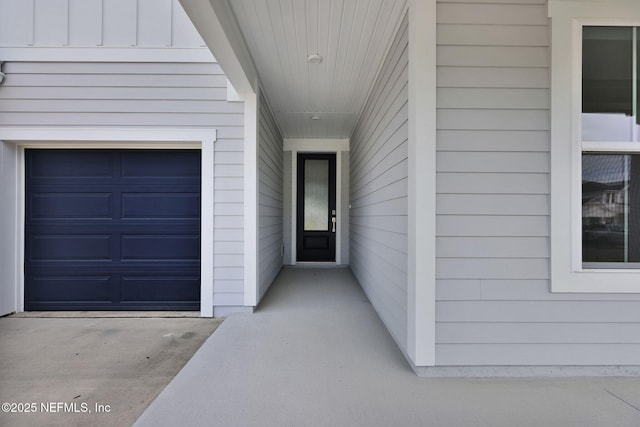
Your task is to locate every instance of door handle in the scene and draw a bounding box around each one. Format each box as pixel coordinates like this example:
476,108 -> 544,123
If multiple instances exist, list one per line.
331,209 -> 337,233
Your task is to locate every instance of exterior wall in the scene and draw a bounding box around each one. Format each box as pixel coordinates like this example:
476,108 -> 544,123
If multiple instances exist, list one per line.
212,103 -> 245,311
0,62 -> 242,129
0,61 -> 245,312
435,0 -> 640,366
257,92 -> 284,301
0,2 -> 247,313
350,13 -> 408,351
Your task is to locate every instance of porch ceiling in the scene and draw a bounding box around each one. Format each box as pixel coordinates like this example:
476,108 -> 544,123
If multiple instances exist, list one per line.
228,0 -> 407,139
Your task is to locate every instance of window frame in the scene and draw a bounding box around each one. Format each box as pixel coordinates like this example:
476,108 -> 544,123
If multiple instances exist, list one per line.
549,0 -> 640,292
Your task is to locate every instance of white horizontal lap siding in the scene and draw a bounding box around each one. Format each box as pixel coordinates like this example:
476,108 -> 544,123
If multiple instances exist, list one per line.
435,0 -> 640,366
350,13 -> 409,351
214,131 -> 245,307
257,92 -> 283,301
0,62 -> 242,128
0,60 -> 245,309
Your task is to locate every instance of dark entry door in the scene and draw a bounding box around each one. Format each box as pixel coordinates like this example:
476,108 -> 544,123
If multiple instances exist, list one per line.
297,153 -> 336,262
25,149 -> 201,310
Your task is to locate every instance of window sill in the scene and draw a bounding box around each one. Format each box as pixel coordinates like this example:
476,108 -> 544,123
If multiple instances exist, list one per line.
553,268 -> 640,293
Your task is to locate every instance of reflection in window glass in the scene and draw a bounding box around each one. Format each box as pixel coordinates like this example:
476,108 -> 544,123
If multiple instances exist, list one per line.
581,154 -> 640,265
304,159 -> 329,231
582,26 -> 637,142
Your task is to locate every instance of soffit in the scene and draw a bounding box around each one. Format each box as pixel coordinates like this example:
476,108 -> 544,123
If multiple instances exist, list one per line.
228,0 -> 407,138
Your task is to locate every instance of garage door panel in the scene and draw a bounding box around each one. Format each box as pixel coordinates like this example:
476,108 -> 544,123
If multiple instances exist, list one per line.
28,150 -> 113,178
29,235 -> 112,261
27,275 -> 113,303
121,150 -> 201,178
25,149 -> 201,310
120,276 -> 200,302
120,235 -> 200,261
121,193 -> 200,219
30,193 -> 113,219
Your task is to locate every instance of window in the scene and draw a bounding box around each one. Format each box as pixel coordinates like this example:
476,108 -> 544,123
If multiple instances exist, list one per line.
583,154 -> 631,266
581,27 -> 640,268
582,26 -> 637,143
549,0 -> 640,292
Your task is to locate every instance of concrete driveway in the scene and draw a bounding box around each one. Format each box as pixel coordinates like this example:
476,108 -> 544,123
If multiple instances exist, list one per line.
0,313 -> 221,427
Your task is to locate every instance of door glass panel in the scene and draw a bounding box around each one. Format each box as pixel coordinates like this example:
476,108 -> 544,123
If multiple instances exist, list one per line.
304,159 -> 329,231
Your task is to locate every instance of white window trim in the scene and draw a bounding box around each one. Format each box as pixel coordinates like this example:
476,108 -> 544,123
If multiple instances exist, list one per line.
550,0 -> 640,292
0,127 -> 217,316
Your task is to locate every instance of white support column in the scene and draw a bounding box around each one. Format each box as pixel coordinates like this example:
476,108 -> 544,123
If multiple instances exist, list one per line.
0,141 -> 18,316
243,91 -> 259,307
200,138 -> 215,317
407,0 -> 437,366
290,153 -> 297,265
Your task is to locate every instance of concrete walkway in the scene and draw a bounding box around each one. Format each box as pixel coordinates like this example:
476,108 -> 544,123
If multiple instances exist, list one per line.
135,267 -> 640,427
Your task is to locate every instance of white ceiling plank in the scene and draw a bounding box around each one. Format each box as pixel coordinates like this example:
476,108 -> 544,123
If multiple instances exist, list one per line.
319,0 -> 343,111
351,0 -> 402,110
225,0 -> 406,138
329,0 -> 358,115
338,0 -> 375,111
266,1 -> 294,109
294,0 -> 311,113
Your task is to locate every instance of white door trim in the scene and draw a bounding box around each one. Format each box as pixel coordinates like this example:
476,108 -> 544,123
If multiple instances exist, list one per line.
0,127 -> 217,317
284,139 -> 349,266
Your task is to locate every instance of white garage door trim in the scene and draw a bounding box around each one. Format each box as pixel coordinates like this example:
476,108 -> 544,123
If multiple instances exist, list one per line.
0,127 -> 216,317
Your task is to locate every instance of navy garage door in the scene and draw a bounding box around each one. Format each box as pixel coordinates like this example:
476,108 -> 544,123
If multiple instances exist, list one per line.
25,149 -> 201,310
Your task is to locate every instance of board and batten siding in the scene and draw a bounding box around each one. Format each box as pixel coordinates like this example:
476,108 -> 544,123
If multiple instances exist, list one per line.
435,0 -> 640,366
257,92 -> 284,301
350,13 -> 408,351
0,0 -> 204,48
0,61 -> 246,309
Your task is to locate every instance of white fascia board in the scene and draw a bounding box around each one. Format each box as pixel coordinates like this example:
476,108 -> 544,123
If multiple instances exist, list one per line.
0,47 -> 214,62
283,139 -> 350,152
227,79 -> 243,102
179,0 -> 258,96
407,0 -> 436,367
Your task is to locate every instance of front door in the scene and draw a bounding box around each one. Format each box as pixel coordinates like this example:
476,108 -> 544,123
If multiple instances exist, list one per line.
296,153 -> 336,262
